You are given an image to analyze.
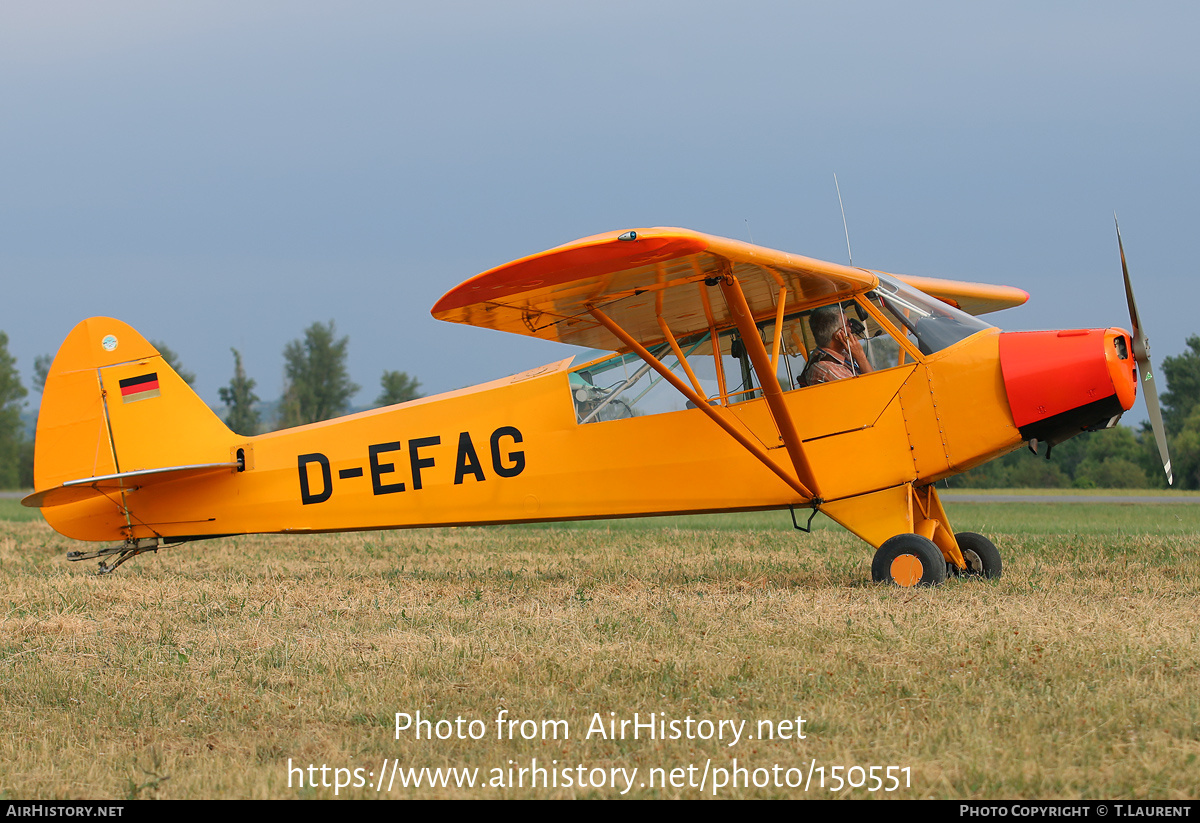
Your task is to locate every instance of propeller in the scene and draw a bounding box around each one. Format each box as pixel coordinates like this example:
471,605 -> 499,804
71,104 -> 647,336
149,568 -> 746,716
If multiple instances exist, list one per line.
1116,218 -> 1173,485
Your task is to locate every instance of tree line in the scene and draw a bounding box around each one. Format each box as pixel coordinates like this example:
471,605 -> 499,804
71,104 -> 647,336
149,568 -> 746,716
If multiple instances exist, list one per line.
2,328 -> 1200,492
0,321 -> 421,489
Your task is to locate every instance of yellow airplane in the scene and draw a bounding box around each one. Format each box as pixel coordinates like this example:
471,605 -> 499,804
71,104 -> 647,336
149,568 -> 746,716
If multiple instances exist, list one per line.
23,226 -> 1172,582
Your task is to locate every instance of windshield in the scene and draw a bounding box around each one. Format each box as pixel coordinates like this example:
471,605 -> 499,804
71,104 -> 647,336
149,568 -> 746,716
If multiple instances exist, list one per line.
867,274 -> 993,355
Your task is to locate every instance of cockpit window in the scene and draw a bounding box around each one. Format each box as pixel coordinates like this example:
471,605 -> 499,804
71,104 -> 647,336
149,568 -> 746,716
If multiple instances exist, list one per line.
568,329 -> 766,423
569,340 -> 705,423
867,274 -> 993,355
567,274 -> 993,424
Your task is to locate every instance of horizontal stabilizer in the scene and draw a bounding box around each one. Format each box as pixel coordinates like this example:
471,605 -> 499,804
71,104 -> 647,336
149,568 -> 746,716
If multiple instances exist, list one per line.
23,462 -> 241,509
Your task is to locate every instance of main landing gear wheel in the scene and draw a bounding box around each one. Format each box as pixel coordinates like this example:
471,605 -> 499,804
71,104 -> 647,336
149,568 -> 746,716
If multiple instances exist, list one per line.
952,532 -> 1002,579
871,534 -> 947,587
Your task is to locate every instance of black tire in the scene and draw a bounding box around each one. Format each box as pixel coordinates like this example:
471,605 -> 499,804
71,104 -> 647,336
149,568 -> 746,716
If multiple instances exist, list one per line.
953,532 -> 1002,579
871,534 -> 947,587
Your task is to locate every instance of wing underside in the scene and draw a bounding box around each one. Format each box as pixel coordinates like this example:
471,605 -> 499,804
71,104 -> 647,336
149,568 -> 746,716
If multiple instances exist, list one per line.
432,227 -> 1028,351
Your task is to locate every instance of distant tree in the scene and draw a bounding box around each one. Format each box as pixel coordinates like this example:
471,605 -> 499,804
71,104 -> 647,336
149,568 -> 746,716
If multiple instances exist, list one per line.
18,437 -> 34,489
151,340 -> 196,386
950,450 -> 1014,488
32,353 -> 52,395
1131,423 -> 1168,489
376,370 -> 422,407
1172,406 -> 1200,490
278,321 -> 360,427
218,348 -> 261,436
1160,335 -> 1200,436
0,331 -> 29,489
1064,426 -> 1150,489
1074,457 -> 1149,489
25,354 -> 52,489
1004,455 -> 1070,489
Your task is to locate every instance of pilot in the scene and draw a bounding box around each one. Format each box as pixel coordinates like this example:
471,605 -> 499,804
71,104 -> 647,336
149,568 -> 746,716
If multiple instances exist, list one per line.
798,306 -> 875,386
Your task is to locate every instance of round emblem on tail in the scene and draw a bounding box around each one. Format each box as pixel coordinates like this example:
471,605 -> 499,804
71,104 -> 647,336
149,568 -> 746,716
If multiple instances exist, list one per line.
102,334 -> 118,352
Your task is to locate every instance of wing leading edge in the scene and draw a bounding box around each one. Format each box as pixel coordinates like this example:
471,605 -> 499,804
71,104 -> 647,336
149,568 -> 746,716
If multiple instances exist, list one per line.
432,228 -> 876,352
432,227 -> 1028,351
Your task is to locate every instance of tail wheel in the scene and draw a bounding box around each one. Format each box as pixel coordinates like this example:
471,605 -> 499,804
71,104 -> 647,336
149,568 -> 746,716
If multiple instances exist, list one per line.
871,534 -> 947,587
953,532 -> 1002,579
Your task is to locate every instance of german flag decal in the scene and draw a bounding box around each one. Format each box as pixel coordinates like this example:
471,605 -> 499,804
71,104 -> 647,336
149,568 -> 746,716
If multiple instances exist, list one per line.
119,372 -> 161,403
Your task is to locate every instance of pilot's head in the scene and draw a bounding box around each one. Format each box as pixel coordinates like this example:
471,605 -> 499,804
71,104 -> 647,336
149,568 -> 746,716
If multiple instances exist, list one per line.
810,306 -> 847,349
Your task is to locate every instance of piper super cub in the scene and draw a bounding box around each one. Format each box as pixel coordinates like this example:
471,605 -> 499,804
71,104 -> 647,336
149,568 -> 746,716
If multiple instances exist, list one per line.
24,226 -> 1172,582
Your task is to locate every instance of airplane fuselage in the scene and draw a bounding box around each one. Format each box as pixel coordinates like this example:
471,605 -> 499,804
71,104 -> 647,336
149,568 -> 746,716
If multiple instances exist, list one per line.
43,327 -> 1043,548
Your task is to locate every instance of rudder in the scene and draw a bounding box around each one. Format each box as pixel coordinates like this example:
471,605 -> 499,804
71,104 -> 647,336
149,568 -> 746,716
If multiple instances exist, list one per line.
30,317 -> 236,541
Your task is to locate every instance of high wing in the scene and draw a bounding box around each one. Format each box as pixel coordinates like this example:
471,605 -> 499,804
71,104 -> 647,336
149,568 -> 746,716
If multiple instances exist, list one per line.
432,228 -> 874,351
432,227 -> 1029,350
891,273 -> 1029,317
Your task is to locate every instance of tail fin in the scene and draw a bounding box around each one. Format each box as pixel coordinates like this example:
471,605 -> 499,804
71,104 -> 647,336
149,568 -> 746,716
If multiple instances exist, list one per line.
26,317 -> 238,541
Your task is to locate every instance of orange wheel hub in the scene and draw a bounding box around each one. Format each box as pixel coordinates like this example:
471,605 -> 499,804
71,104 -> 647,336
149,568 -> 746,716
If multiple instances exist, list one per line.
889,554 -> 924,587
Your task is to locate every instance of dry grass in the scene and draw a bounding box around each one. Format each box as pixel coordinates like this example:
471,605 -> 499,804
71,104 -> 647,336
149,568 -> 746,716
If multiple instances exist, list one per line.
0,505 -> 1198,799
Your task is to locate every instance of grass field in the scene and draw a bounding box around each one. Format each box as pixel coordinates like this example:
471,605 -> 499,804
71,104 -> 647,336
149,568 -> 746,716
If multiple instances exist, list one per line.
0,498 -> 1197,799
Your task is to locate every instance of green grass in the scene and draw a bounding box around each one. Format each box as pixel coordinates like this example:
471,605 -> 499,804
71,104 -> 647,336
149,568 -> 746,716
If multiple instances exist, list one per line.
0,496 -> 1198,799
945,501 -> 1200,536
503,498 -> 1200,537
0,498 -> 41,522
941,487 -> 1200,498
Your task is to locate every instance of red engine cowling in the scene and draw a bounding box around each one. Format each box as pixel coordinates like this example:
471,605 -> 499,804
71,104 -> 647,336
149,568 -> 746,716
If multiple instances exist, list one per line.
998,328 -> 1137,447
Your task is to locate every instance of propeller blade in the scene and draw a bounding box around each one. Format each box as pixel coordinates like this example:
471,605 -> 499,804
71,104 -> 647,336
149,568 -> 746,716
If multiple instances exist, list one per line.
1116,219 -> 1173,485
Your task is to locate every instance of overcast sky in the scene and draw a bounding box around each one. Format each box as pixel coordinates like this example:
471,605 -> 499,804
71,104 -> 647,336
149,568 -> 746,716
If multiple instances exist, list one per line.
2,2 -> 1197,426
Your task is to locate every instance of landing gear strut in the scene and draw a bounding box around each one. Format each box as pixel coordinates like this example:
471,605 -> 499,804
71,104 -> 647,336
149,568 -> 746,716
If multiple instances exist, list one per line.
67,538 -> 160,576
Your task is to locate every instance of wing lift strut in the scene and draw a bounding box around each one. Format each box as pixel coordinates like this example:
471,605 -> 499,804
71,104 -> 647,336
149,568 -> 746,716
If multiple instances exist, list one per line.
587,271 -> 825,514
